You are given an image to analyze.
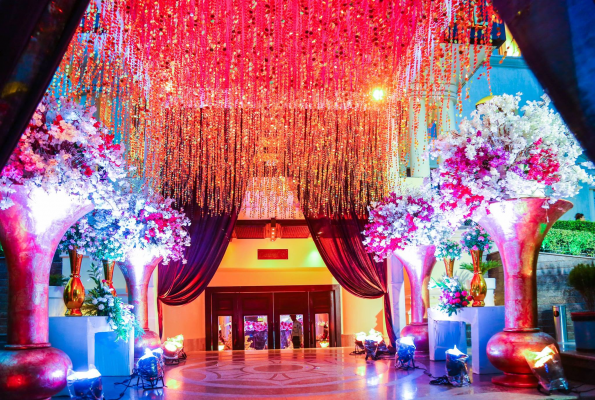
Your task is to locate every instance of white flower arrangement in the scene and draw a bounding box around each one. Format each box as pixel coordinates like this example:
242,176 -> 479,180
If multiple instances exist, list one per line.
0,96 -> 127,210
116,182 -> 191,265
363,183 -> 461,261
83,263 -> 143,341
432,93 -> 594,217
435,240 -> 462,260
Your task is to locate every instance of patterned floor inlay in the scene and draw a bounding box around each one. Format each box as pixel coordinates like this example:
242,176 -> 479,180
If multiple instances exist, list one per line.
64,348 -> 589,399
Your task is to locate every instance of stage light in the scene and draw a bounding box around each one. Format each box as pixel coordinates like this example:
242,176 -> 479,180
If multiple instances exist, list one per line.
151,347 -> 165,367
66,366 -> 103,400
445,346 -> 470,387
524,345 -> 569,394
395,336 -> 416,370
372,88 -> 385,101
136,348 -> 165,389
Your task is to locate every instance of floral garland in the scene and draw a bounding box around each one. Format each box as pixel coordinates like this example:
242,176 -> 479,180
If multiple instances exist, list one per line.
460,223 -> 492,253
431,275 -> 473,316
0,96 -> 127,210
432,94 -> 594,217
83,263 -> 143,341
435,240 -> 462,260
58,217 -> 98,255
363,184 -> 459,261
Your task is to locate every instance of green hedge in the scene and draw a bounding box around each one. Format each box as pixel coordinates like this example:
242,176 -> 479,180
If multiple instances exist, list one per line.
541,229 -> 595,257
551,220 -> 595,234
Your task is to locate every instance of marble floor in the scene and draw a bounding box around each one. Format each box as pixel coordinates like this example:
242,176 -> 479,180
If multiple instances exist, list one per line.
56,348 -> 594,399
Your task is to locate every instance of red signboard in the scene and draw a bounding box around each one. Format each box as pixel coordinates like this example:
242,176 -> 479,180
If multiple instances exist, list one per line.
258,249 -> 288,260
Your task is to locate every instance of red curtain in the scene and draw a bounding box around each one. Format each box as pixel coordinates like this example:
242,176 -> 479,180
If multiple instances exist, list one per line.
304,209 -> 397,346
157,206 -> 239,338
0,0 -> 91,171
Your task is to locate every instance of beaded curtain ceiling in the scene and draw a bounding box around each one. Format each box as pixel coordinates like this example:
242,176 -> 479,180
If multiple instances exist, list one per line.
51,0 -> 499,217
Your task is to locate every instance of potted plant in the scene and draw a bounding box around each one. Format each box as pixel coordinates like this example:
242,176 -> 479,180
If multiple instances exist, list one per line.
568,263 -> 595,351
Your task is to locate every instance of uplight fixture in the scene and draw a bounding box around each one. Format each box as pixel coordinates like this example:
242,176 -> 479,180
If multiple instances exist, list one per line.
395,336 -> 416,370
524,344 -> 569,394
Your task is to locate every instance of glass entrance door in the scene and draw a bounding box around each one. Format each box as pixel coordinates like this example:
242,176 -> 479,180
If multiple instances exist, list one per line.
244,315 -> 269,350
217,316 -> 233,351
279,314 -> 304,349
206,286 -> 340,350
274,292 -> 309,349
314,313 -> 330,348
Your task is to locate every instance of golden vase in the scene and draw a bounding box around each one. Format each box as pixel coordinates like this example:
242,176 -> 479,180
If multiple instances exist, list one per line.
443,257 -> 455,278
102,260 -> 117,295
64,248 -> 85,316
469,249 -> 487,307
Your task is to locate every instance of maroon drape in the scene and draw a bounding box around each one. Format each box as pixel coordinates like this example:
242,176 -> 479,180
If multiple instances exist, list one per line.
305,209 -> 396,346
0,0 -> 91,171
157,207 -> 239,338
492,0 -> 595,162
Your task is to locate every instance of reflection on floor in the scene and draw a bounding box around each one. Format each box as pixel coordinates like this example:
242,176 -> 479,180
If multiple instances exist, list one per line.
75,348 -> 592,399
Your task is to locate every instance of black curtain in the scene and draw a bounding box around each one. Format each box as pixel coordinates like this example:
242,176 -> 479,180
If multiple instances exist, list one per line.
305,208 -> 397,347
493,0 -> 595,161
0,0 -> 90,171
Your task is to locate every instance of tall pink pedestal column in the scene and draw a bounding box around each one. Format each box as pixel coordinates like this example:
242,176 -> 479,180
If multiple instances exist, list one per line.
393,245 -> 436,356
119,250 -> 163,357
474,198 -> 572,388
0,186 -> 93,399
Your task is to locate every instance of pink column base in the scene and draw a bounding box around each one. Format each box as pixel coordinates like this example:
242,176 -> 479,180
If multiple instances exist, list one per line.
0,347 -> 72,400
487,330 -> 558,387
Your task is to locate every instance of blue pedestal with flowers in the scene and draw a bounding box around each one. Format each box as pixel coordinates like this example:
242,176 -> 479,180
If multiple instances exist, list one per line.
428,306 -> 504,374
49,316 -> 134,377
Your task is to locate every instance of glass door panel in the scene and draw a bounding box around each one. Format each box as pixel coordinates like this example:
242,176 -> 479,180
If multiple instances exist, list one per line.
315,313 -> 330,348
280,314 -> 304,349
217,316 -> 233,351
244,315 -> 268,350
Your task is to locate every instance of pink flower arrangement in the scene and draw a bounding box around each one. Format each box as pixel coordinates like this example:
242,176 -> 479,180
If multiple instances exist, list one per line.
244,321 -> 268,332
363,184 -> 460,261
431,275 -> 473,316
119,187 -> 191,265
0,96 -> 127,210
432,94 -> 593,218
363,191 -> 434,260
280,321 -> 293,331
460,223 -> 492,253
58,217 -> 98,255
